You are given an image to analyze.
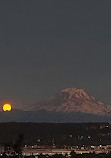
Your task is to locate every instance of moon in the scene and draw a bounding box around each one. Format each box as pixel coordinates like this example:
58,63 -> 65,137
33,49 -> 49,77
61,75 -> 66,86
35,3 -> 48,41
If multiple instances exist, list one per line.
3,104 -> 12,111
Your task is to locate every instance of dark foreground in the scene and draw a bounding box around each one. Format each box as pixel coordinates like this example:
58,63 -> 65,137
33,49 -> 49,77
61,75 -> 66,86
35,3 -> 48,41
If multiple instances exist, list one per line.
0,122 -> 111,146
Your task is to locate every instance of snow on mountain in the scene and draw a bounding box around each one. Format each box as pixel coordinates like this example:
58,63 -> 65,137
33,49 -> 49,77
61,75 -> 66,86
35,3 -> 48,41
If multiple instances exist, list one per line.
29,88 -> 111,116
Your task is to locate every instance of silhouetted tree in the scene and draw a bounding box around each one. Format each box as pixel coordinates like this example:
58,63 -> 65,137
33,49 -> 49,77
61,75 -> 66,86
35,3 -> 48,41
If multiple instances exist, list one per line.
13,134 -> 24,158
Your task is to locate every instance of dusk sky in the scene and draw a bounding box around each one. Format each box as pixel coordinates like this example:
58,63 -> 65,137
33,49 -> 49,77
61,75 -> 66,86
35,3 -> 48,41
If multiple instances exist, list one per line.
0,0 -> 111,108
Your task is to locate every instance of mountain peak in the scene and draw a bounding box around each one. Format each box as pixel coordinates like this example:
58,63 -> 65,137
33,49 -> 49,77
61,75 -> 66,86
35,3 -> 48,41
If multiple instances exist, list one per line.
29,88 -> 111,116
61,88 -> 90,100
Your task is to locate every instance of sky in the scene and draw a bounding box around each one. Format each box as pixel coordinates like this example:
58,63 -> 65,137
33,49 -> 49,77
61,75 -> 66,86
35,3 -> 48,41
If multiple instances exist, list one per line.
0,0 -> 111,108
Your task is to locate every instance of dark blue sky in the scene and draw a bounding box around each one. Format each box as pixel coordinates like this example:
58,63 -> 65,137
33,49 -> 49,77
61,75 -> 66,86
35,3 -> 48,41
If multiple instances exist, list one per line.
0,0 -> 111,108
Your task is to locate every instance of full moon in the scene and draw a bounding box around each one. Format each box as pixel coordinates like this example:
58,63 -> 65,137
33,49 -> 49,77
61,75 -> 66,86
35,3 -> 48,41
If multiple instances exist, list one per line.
3,104 -> 12,111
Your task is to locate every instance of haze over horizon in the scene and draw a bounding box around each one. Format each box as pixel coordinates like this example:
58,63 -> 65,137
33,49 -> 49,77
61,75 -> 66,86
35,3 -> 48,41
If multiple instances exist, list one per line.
0,0 -> 111,108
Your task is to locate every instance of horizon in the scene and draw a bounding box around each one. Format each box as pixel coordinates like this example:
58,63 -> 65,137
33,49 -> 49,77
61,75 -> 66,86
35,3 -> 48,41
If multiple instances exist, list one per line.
0,87 -> 109,111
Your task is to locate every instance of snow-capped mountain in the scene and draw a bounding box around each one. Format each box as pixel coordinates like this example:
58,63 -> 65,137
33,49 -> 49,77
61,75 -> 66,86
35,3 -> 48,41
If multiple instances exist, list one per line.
1,88 -> 111,123
28,88 -> 111,116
